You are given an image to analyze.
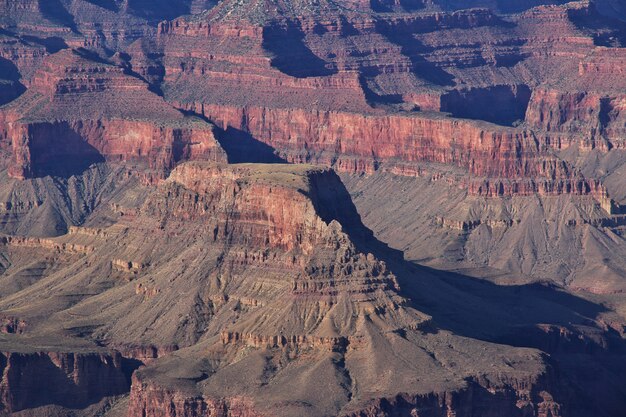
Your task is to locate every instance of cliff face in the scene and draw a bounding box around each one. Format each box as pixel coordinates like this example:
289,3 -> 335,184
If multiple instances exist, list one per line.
127,374 -> 263,417
125,0 -> 623,204
0,350 -> 128,413
163,164 -> 331,252
188,102 -> 603,198
525,86 -> 626,149
6,119 -> 225,180
0,49 -> 227,180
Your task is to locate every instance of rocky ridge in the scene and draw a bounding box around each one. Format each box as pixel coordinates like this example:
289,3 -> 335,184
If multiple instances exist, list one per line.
0,162 -> 596,417
0,0 -> 625,416
0,49 -> 226,180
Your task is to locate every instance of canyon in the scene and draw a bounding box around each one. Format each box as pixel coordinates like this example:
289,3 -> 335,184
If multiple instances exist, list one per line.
0,0 -> 625,416
3,161 -> 620,417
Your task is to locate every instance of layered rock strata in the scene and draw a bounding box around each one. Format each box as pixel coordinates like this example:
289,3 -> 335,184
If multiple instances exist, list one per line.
125,0 -> 626,204
0,49 -> 226,180
0,163 -> 571,416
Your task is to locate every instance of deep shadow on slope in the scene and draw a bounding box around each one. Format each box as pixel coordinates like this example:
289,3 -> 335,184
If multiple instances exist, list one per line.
38,0 -> 79,33
317,172 -> 626,417
262,24 -> 338,78
21,35 -> 68,54
0,58 -> 25,105
370,0 -> 426,12
0,57 -> 22,83
214,126 -> 287,163
125,0 -> 194,20
405,265 -> 626,417
440,85 -> 532,126
568,2 -> 626,47
1,353 -> 129,412
84,0 -> 119,12
377,34 -> 456,87
27,125 -> 106,179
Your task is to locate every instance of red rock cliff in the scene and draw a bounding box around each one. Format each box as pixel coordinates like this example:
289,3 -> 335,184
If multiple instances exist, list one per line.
182,102 -> 602,198
0,49 -> 227,180
6,118 -> 225,180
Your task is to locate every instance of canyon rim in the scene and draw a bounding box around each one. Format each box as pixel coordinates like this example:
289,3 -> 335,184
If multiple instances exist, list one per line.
1,0 -> 626,416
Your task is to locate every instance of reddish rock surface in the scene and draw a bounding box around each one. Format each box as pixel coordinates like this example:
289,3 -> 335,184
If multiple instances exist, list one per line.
0,49 -> 226,180
119,0 -> 625,207
0,1 -> 625,416
190,103 -> 607,198
127,374 -> 263,417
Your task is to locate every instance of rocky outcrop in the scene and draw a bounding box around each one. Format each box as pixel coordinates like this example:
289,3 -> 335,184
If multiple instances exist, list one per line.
160,163 -> 368,253
6,118 -> 225,180
525,86 -> 626,149
0,234 -> 95,254
146,162 -> 404,305
0,316 -> 26,334
0,49 -> 227,180
140,5 -> 506,114
113,345 -> 179,364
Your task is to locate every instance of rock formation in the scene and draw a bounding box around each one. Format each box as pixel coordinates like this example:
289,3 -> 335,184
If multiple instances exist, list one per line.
0,49 -> 226,180
0,162 -> 582,417
0,0 -> 625,416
